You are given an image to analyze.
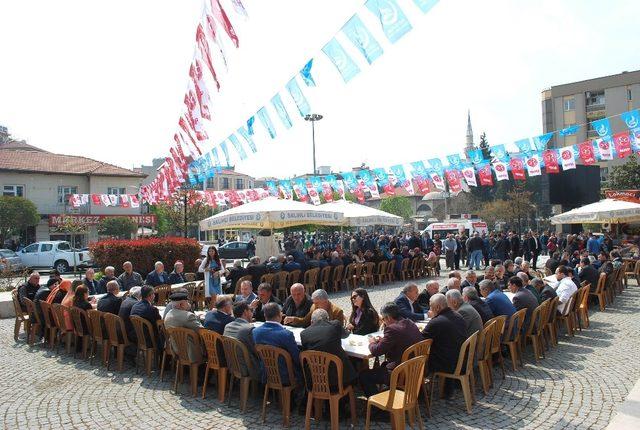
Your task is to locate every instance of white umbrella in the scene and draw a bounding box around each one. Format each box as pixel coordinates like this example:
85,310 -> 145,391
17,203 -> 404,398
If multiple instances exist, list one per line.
319,199 -> 403,227
550,199 -> 640,224
199,197 -> 344,230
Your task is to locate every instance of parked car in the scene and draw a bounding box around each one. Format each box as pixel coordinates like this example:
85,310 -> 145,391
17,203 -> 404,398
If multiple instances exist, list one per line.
202,241 -> 250,260
0,249 -> 26,273
18,241 -> 92,273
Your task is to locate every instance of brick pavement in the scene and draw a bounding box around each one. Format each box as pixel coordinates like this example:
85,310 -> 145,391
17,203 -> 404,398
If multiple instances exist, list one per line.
1,275 -> 639,429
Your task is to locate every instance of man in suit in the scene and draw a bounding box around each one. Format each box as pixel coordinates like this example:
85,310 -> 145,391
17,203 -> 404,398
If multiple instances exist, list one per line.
445,289 -> 482,338
97,280 -> 122,315
509,231 -> 520,261
223,301 -> 261,382
250,283 -> 282,322
359,302 -> 423,396
203,296 -> 235,333
117,261 -> 143,291
578,257 -> 599,292
226,260 -> 248,294
479,280 -> 515,319
167,261 -> 187,285
301,309 -> 356,388
508,276 -> 538,333
462,286 -> 494,324
282,255 -> 302,272
234,280 -> 257,303
97,266 -> 117,295
164,292 -> 203,361
253,302 -> 301,385
529,232 -> 541,269
130,285 -> 162,349
145,261 -> 169,287
536,277 -> 558,302
461,270 -> 479,295
421,293 -> 467,397
417,280 -> 440,309
284,289 -> 343,328
281,283 -> 312,320
118,286 -> 141,341
246,256 -> 268,290
83,268 -> 99,295
394,283 -> 426,321
517,272 -> 541,303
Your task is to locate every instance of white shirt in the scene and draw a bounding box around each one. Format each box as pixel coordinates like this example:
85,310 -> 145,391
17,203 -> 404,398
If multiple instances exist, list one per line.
556,277 -> 577,314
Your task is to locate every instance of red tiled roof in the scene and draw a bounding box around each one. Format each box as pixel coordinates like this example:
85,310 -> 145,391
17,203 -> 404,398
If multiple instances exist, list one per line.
0,139 -> 49,152
0,149 -> 146,177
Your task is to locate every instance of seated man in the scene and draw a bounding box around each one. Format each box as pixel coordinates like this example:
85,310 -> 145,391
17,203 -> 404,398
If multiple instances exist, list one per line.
164,292 -> 203,361
281,283 -> 312,321
83,268 -> 99,295
250,283 -> 281,322
443,277 -> 461,293
118,286 -> 141,341
460,270 -> 479,295
97,266 -> 117,295
246,256 -> 267,290
417,280 -> 440,309
17,272 -> 40,312
168,261 -> 187,285
282,255 -> 302,272
494,265 -> 507,290
203,296 -> 234,334
97,280 -> 122,315
479,279 -> 515,319
253,302 -> 301,385
516,272 -> 541,303
394,283 -> 427,321
508,276 -> 538,332
266,256 -> 282,273
130,286 -> 162,349
445,289 -> 482,338
536,277 -> 558,302
145,261 -> 169,287
462,286 -> 493,324
226,260 -> 248,294
117,261 -> 143,291
301,309 -> 356,388
284,289 -> 343,328
478,265 -> 496,283
234,279 -> 257,303
422,293 -> 467,397
359,302 -> 423,396
555,265 -> 578,314
162,287 -> 187,318
223,302 -> 261,382
578,257 -> 599,292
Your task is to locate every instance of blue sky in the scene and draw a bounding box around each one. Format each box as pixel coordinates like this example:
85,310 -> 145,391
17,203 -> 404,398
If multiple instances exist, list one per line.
1,0 -> 639,178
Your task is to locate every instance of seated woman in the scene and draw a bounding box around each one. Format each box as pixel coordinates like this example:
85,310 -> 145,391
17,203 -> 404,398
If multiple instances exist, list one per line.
72,285 -> 93,333
346,288 -> 379,335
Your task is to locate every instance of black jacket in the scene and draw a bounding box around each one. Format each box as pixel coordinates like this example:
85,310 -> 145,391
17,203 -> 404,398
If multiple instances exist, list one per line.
282,295 -> 312,318
97,276 -> 116,295
348,307 -> 379,335
468,297 -> 494,324
579,265 -> 599,291
83,278 -> 99,295
246,264 -> 267,289
253,295 -> 282,322
168,271 -> 186,285
540,284 -> 558,302
422,308 -> 467,374
118,297 -> 139,341
97,293 -> 122,315
227,267 -> 249,291
301,320 -> 356,387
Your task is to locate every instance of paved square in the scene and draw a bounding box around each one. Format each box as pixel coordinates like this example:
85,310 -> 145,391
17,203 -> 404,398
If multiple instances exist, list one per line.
1,278 -> 639,429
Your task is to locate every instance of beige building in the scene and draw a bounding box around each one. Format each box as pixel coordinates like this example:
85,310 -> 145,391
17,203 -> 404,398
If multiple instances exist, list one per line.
0,139 -> 147,246
541,69 -> 640,181
203,167 -> 255,191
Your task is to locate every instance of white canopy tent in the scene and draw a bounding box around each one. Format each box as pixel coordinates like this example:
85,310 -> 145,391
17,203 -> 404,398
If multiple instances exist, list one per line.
199,197 -> 344,231
550,199 -> 640,224
319,199 -> 403,227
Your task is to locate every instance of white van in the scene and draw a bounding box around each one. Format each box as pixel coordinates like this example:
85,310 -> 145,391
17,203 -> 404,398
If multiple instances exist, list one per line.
422,220 -> 489,238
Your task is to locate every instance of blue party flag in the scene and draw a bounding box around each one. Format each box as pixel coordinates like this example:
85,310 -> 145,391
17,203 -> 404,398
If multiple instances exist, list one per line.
220,141 -> 231,166
366,0 -> 412,43
322,38 -> 361,83
228,134 -> 247,160
559,125 -> 579,136
532,132 -> 554,151
299,59 -> 316,87
342,14 -> 383,64
621,109 -> 640,130
237,125 -> 257,153
285,78 -> 311,117
271,94 -> 292,129
591,118 -> 611,137
257,107 -> 276,139
413,0 -> 439,13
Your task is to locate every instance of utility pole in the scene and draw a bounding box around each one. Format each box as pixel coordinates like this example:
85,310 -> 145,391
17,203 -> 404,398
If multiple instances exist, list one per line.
183,193 -> 188,238
304,113 -> 323,174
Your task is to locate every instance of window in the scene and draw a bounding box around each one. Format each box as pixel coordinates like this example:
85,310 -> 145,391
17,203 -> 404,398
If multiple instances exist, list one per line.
235,179 -> 244,189
206,177 -> 215,189
585,90 -> 605,107
57,242 -> 71,251
629,89 -> 633,101
3,185 -> 24,197
23,244 -> 38,253
563,98 -> 575,111
40,244 -> 53,252
58,186 -> 78,204
107,187 -> 126,195
222,177 -> 230,189
600,167 -> 609,182
226,242 -> 238,249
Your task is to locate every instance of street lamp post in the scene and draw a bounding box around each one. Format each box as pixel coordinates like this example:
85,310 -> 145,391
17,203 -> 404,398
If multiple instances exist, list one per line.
304,113 -> 323,174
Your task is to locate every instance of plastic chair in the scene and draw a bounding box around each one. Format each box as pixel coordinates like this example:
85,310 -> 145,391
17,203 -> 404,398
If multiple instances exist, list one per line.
589,273 -> 607,311
23,298 -> 41,346
362,262 -> 376,288
556,291 -> 577,337
374,261 -> 387,285
344,264 -> 356,290
288,270 -> 301,288
365,355 -> 428,430
330,265 -> 344,292
400,258 -> 411,280
523,303 -> 546,362
167,327 -> 204,396
158,320 -> 175,381
130,315 -> 159,376
501,308 -> 526,370
303,268 -> 320,295
544,296 -> 560,347
103,313 -> 132,371
184,272 -> 196,282
300,350 -> 357,430
51,303 -> 74,354
576,285 -> 590,330
222,336 -> 254,412
69,307 -> 92,359
200,329 -> 228,402
432,331 -> 479,414
11,289 -> 31,342
153,284 -> 172,305
256,344 -> 296,427
39,301 -> 58,350
476,320 -> 496,394
319,266 -> 332,291
485,315 -> 507,379
401,338 -> 433,416
87,309 -> 109,366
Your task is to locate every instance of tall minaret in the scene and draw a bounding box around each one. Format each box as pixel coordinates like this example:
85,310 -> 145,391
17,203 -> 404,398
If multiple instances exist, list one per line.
465,109 -> 474,158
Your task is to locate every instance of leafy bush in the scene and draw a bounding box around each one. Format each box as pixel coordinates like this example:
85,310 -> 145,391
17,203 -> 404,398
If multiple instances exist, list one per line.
89,237 -> 201,276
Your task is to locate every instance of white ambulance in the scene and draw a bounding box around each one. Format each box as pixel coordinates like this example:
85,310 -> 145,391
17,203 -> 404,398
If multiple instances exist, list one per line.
422,220 -> 489,237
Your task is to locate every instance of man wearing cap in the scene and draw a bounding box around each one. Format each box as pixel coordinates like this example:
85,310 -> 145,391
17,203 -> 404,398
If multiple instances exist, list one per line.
168,261 -> 187,285
203,296 -> 235,334
164,292 -> 202,360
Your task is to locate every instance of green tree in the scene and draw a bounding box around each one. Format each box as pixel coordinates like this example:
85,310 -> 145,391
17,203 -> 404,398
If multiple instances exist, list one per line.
606,155 -> 640,190
505,184 -> 535,233
478,199 -> 512,229
380,196 -> 413,221
97,217 -> 137,239
478,131 -> 491,160
150,190 -> 214,237
0,196 -> 39,245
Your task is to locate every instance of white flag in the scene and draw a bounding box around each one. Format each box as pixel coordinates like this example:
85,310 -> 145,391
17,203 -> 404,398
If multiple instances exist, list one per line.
307,186 -> 321,205
525,155 -> 541,176
130,195 -> 140,208
100,194 -> 111,206
429,172 -> 446,191
493,162 -> 509,181
560,148 -> 576,170
461,167 -> 477,187
596,138 -> 613,160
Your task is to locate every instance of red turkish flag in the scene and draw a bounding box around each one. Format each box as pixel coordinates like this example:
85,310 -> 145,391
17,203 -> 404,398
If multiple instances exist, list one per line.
382,183 -> 395,196
178,117 -> 202,156
413,176 -> 430,195
509,158 -> 526,180
209,0 -> 239,47
478,165 -> 493,186
542,150 -> 560,173
195,24 -> 220,90
578,142 -> 596,165
189,60 -> 212,119
613,131 -> 632,158
91,194 -> 101,205
445,170 -> 462,192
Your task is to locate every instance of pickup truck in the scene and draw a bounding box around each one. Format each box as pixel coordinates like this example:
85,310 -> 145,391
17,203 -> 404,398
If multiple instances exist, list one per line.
18,241 -> 92,273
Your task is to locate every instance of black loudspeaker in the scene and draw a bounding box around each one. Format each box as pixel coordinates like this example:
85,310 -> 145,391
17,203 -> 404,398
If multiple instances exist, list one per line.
548,165 -> 600,208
